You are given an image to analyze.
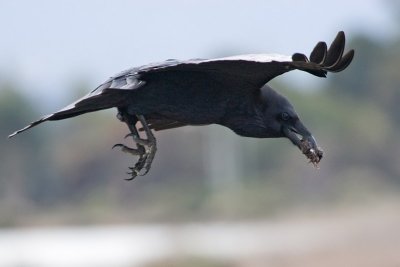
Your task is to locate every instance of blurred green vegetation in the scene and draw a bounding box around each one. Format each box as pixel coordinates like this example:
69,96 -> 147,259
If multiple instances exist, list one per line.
0,32 -> 399,227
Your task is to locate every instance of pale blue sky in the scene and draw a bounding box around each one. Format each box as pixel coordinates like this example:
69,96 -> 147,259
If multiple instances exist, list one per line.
0,0 -> 397,107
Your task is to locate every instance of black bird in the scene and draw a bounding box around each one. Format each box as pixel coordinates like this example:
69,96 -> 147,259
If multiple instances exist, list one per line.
9,31 -> 354,180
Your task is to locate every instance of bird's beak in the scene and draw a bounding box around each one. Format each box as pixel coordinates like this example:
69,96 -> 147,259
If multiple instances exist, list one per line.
282,120 -> 323,165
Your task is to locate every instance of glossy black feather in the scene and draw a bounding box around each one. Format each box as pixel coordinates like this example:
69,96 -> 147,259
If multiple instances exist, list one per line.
310,42 -> 327,64
328,49 -> 355,72
324,31 -> 345,67
9,32 -> 354,137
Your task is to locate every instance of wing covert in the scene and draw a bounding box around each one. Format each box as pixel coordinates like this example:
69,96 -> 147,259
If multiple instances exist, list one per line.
136,31 -> 354,87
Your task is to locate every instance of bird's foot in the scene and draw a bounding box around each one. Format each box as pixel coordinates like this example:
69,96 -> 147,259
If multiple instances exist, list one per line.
113,114 -> 157,180
113,133 -> 157,180
112,143 -> 146,179
134,137 -> 157,178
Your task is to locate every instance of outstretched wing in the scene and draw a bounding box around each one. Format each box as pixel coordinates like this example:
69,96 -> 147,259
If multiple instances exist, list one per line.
138,31 -> 354,131
138,31 -> 354,88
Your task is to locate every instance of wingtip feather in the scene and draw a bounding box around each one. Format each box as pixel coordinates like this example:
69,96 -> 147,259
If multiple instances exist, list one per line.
8,116 -> 50,138
309,42 -> 327,64
8,132 -> 17,138
328,49 -> 355,72
8,126 -> 31,138
292,53 -> 309,62
324,31 -> 346,67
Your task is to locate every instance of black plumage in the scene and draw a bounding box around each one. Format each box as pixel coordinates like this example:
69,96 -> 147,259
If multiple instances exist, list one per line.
9,31 -> 354,179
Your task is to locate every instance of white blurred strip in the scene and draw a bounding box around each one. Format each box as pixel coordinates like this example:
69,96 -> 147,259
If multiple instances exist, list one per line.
0,205 -> 399,267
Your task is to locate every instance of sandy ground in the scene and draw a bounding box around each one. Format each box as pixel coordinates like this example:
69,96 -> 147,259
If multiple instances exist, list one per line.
0,201 -> 399,267
236,203 -> 400,267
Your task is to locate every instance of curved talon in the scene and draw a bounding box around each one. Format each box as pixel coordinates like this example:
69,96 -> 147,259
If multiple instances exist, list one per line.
125,175 -> 136,181
112,143 -> 124,149
124,171 -> 138,181
112,143 -> 142,155
125,164 -> 144,180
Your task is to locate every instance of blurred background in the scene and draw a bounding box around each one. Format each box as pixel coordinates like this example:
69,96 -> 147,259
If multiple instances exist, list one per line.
1,1 -> 400,266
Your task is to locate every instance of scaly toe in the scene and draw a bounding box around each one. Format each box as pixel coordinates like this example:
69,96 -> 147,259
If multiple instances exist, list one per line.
112,143 -> 143,155
125,169 -> 140,180
112,143 -> 124,149
124,133 -> 152,146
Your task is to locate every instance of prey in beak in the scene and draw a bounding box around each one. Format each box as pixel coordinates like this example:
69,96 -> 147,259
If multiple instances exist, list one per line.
282,119 -> 323,167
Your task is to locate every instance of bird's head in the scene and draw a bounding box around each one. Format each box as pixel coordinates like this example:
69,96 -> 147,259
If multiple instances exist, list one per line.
259,85 -> 323,165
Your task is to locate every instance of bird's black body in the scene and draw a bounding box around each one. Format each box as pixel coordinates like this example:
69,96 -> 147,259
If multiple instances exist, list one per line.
9,32 -> 354,179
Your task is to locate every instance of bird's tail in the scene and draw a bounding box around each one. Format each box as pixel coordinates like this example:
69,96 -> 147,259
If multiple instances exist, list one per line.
8,89 -> 129,138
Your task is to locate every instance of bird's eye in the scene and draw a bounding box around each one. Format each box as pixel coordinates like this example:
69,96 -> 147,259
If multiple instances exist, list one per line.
280,112 -> 290,121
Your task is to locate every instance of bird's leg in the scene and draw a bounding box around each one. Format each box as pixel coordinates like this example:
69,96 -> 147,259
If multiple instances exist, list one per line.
136,115 -> 157,175
113,112 -> 157,180
124,115 -> 157,175
113,112 -> 147,179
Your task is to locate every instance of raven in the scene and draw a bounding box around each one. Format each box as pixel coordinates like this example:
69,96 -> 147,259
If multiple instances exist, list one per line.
9,31 -> 354,180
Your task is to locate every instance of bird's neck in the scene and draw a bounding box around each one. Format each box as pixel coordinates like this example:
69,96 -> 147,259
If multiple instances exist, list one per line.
219,97 -> 268,138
